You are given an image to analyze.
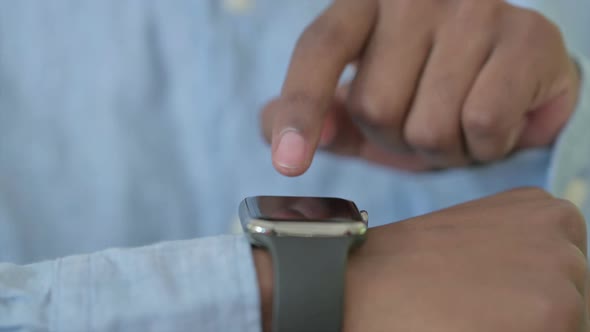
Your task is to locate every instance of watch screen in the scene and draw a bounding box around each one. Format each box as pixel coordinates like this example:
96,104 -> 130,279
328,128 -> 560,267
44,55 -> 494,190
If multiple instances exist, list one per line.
246,196 -> 362,222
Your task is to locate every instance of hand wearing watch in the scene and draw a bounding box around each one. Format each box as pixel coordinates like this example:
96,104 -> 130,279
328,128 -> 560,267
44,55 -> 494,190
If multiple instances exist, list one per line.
239,196 -> 368,332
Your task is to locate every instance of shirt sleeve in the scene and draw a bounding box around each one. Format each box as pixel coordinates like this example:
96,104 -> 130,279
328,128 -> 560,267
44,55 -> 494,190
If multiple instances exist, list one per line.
548,51 -> 590,218
0,234 -> 262,332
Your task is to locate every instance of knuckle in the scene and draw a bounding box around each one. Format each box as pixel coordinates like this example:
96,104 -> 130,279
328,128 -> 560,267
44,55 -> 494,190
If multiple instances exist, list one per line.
402,84 -> 462,153
347,92 -> 403,129
533,198 -> 587,251
519,9 -> 556,36
508,8 -> 563,50
422,75 -> 463,111
556,198 -> 585,217
544,240 -> 588,287
462,107 -> 502,136
529,286 -> 584,332
403,122 -> 454,153
560,244 -> 589,286
553,199 -> 585,229
454,0 -> 503,26
518,9 -> 545,29
553,199 -> 587,244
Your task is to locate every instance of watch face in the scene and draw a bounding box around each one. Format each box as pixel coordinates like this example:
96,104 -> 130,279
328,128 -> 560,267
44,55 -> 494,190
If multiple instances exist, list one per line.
245,196 -> 363,222
240,196 -> 368,239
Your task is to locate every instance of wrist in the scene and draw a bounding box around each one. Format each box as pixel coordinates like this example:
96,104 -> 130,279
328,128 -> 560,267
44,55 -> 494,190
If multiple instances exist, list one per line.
252,247 -> 273,332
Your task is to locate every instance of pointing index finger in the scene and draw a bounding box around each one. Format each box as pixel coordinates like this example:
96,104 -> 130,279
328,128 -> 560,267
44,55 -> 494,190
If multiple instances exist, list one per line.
269,0 -> 376,176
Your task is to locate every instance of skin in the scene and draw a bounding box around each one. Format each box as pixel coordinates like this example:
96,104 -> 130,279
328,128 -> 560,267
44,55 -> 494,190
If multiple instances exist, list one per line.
255,2 -> 585,330
261,0 -> 581,175
253,188 -> 589,332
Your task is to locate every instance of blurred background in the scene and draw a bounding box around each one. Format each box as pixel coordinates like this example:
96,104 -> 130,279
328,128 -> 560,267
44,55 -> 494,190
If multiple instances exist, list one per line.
0,0 -> 588,264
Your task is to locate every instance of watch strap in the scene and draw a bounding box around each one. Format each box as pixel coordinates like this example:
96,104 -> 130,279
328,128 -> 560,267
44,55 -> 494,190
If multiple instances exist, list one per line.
265,236 -> 354,332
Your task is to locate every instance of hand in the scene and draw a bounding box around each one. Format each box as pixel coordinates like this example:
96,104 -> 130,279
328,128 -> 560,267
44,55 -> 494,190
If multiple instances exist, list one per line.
253,188 -> 589,331
261,0 -> 581,176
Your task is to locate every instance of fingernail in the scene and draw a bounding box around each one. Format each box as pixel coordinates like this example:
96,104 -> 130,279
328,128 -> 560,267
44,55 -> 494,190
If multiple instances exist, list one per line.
275,129 -> 306,170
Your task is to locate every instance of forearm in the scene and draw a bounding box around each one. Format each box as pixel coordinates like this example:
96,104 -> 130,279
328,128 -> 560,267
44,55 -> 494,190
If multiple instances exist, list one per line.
0,235 -> 262,332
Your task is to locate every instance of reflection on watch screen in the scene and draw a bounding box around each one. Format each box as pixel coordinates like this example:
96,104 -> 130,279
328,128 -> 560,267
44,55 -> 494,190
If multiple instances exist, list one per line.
249,196 -> 361,221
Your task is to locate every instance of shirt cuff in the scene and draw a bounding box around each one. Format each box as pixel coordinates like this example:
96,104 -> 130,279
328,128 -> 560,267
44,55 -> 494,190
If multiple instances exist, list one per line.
548,51 -> 590,213
52,234 -> 261,332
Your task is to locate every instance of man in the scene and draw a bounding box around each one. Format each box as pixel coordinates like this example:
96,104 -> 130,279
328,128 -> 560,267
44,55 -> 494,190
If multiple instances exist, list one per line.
0,0 -> 589,331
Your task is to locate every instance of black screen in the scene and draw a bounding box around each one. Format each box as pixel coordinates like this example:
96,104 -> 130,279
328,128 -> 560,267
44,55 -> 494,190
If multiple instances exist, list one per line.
246,196 -> 362,221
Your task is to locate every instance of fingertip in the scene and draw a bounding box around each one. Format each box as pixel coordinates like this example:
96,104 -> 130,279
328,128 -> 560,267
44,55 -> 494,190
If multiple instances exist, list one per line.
272,163 -> 308,177
272,128 -> 310,176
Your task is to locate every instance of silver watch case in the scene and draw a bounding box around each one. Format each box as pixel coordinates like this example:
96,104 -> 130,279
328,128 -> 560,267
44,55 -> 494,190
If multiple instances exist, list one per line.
239,196 -> 368,246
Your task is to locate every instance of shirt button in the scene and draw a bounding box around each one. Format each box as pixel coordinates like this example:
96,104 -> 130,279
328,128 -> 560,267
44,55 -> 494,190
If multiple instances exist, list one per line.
563,178 -> 588,208
223,0 -> 255,14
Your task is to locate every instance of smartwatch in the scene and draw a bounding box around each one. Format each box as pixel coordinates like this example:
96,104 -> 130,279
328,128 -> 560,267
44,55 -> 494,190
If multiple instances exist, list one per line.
239,196 -> 368,332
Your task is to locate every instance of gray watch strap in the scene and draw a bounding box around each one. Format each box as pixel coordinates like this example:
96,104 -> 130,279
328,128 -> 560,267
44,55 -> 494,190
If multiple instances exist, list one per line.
265,236 -> 355,332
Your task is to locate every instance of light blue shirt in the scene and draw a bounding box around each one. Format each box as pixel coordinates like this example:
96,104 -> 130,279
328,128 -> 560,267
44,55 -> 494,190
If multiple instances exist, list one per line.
0,1 -> 589,330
